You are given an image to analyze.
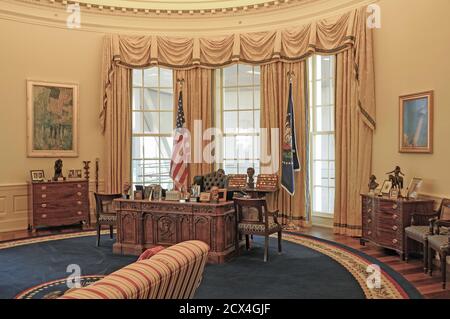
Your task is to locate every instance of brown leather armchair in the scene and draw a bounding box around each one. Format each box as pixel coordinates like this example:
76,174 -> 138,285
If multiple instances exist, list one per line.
234,198 -> 282,262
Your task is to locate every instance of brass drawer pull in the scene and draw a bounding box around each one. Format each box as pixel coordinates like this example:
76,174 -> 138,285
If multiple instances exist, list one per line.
41,194 -> 47,198
368,231 -> 372,235
77,184 -> 82,188
367,208 -> 372,213
392,225 -> 398,231
77,211 -> 83,215
41,214 -> 47,218
41,186 -> 47,190
368,219 -> 372,224
392,214 -> 398,220
41,204 -> 47,208
392,239 -> 398,244
77,201 -> 82,205
77,192 -> 82,196
392,204 -> 398,210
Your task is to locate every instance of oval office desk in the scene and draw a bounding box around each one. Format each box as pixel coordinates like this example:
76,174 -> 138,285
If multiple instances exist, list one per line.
112,199 -> 242,264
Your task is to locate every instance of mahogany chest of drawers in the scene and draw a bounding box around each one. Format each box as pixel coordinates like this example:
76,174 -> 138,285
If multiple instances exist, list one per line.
28,180 -> 90,230
361,194 -> 434,259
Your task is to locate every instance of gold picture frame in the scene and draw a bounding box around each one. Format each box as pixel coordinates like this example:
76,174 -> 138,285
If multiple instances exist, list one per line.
399,91 -> 433,153
27,80 -> 79,158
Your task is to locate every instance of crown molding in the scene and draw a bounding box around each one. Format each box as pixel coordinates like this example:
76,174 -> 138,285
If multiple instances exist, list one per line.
0,0 -> 375,35
9,0 -> 318,17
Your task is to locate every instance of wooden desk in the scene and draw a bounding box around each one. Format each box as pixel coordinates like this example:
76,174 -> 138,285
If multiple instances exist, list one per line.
113,199 -> 240,264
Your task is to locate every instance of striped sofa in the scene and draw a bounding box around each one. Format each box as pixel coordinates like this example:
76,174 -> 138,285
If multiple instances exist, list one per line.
59,240 -> 209,299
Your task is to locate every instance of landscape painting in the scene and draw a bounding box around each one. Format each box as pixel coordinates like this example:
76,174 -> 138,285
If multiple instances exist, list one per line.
399,91 -> 433,153
27,81 -> 78,157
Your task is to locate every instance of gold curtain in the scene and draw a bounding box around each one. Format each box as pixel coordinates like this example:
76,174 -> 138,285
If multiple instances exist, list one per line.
104,65 -> 131,193
333,7 -> 375,236
173,68 -> 214,183
260,62 -> 310,227
100,7 -> 374,132
99,6 -> 375,236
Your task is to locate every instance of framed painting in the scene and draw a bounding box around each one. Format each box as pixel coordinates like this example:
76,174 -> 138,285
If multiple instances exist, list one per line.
399,91 -> 433,153
27,80 -> 78,157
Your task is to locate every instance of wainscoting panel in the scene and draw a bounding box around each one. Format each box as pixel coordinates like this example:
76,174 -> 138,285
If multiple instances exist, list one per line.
0,180 -> 104,233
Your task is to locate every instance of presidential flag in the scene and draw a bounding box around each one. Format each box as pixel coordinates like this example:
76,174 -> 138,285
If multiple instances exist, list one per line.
170,91 -> 188,190
281,82 -> 300,195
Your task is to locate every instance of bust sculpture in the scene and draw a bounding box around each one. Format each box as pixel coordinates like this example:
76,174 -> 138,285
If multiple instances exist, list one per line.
247,167 -> 255,189
53,159 -> 64,181
368,175 -> 379,192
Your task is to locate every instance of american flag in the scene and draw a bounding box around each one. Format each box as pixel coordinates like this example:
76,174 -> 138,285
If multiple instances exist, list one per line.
170,91 -> 188,190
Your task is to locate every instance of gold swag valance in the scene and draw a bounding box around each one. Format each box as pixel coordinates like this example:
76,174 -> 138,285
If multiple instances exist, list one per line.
100,6 -> 375,132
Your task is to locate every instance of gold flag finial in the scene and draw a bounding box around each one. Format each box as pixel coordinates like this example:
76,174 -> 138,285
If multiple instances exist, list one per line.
287,71 -> 295,83
177,79 -> 185,90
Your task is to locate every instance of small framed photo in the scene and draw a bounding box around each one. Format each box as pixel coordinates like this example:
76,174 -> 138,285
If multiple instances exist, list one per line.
390,188 -> 399,200
30,170 -> 45,182
68,169 -> 76,179
218,188 -> 228,202
380,180 -> 393,196
199,192 -> 211,202
75,169 -> 82,178
407,177 -> 423,199
399,91 -> 433,153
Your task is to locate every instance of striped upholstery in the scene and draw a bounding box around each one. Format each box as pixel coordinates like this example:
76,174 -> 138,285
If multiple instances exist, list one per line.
59,241 -> 209,299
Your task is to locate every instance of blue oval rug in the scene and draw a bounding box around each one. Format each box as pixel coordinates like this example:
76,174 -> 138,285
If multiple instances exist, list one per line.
0,231 -> 421,299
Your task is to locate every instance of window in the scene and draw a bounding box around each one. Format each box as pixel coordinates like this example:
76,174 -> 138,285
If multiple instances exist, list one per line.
215,64 -> 261,174
131,67 -> 174,190
308,55 -> 336,216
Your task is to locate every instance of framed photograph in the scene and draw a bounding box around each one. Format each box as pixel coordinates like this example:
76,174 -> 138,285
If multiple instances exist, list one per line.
30,170 -> 45,182
199,192 -> 211,202
390,188 -> 399,200
407,177 -> 423,199
218,188 -> 228,202
27,80 -> 79,158
380,180 -> 393,196
399,91 -> 433,153
75,169 -> 82,178
68,169 -> 76,179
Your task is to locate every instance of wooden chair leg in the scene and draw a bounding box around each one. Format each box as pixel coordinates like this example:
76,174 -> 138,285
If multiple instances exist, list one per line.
278,231 -> 282,253
441,251 -> 447,289
110,225 -> 114,239
424,240 -> 429,274
264,235 -> 269,262
428,246 -> 434,276
245,235 -> 250,250
96,223 -> 101,247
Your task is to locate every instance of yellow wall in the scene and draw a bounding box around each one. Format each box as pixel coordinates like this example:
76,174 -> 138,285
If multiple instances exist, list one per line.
0,20 -> 105,231
0,20 -> 104,183
373,0 -> 450,198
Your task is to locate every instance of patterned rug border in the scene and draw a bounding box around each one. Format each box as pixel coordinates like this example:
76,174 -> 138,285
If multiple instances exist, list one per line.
0,230 -> 113,250
3,230 -> 422,299
14,275 -> 106,299
281,231 -> 422,299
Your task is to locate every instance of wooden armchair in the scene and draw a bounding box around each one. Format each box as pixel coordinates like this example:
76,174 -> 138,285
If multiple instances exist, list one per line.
234,198 -> 282,262
94,193 -> 123,247
427,199 -> 450,289
404,199 -> 445,272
